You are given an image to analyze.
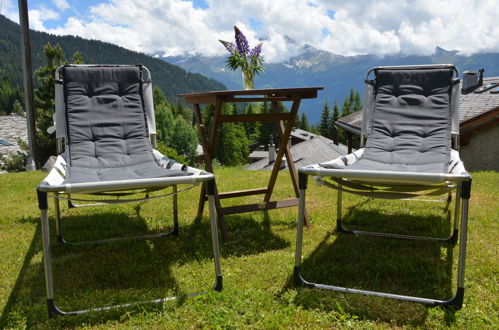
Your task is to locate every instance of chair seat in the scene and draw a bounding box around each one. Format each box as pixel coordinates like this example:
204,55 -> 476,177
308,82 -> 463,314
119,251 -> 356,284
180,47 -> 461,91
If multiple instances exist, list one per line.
66,161 -> 189,184
322,157 -> 447,174
302,149 -> 467,185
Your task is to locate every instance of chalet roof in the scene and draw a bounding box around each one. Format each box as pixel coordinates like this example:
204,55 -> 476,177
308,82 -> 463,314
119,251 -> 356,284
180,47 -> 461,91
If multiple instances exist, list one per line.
248,150 -> 269,159
245,135 -> 348,170
290,128 -> 318,141
336,77 -> 499,136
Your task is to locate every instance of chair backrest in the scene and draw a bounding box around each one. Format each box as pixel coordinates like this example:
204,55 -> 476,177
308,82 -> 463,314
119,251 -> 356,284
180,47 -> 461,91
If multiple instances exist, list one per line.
362,65 -> 460,138
360,65 -> 459,173
54,65 -> 156,169
55,65 -> 156,153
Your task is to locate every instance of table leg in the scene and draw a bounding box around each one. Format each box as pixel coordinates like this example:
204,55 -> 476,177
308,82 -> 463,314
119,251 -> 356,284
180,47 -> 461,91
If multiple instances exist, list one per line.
264,100 -> 300,202
265,101 -> 310,227
197,182 -> 206,217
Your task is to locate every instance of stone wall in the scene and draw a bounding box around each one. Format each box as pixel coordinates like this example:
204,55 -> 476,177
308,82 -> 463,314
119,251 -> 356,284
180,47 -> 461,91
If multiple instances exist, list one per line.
0,115 -> 29,170
460,125 -> 499,172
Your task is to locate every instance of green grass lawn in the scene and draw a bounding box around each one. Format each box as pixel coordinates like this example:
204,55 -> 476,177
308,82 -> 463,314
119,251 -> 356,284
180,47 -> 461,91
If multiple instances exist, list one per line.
0,169 -> 497,329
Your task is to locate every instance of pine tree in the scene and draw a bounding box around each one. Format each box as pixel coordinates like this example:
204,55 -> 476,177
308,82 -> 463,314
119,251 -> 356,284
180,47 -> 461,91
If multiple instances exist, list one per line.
154,88 -> 198,163
319,101 -> 331,138
34,43 -> 63,166
331,100 -> 341,143
243,103 -> 261,146
202,103 -> 215,140
331,101 -> 340,123
348,88 -> 356,113
0,76 -> 24,115
72,51 -> 84,64
171,115 -> 198,160
342,97 -> 351,116
153,86 -> 167,108
155,102 -> 175,144
353,90 -> 363,112
258,102 -> 279,148
299,112 -> 310,131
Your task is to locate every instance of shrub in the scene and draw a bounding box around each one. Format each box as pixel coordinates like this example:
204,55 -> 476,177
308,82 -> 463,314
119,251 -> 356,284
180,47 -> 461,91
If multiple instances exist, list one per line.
0,138 -> 28,172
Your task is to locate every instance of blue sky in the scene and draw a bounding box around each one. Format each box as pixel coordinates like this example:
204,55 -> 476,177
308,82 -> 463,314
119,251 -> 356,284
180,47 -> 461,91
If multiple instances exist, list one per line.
2,0 -> 498,63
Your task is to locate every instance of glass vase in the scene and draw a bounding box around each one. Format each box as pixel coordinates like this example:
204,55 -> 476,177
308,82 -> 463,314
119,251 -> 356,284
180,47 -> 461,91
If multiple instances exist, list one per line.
242,70 -> 254,90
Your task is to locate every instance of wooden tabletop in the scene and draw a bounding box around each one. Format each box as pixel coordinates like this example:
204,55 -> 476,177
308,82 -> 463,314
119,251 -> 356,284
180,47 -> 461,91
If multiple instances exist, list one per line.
180,87 -> 324,104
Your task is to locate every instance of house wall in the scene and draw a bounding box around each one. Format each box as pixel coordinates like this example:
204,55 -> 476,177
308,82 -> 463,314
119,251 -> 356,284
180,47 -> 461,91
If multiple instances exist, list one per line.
460,124 -> 499,172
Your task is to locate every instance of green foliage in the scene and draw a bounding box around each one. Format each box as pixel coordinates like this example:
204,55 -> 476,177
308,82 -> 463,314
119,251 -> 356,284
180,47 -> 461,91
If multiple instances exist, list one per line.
171,116 -> 198,159
0,138 -> 28,172
341,98 -> 351,117
33,43 -> 63,166
257,102 -> 280,148
172,100 -> 192,123
299,112 -> 310,131
154,88 -> 197,163
224,49 -> 264,76
331,101 -> 341,143
243,103 -> 261,146
155,102 -> 175,143
295,112 -> 311,131
319,101 -> 331,138
201,103 -> 215,139
11,100 -> 24,115
214,104 -> 249,166
320,88 -> 363,146
72,51 -> 84,64
336,88 -> 363,148
155,141 -> 188,165
353,90 -> 363,112
153,86 -> 167,108
0,76 -> 24,115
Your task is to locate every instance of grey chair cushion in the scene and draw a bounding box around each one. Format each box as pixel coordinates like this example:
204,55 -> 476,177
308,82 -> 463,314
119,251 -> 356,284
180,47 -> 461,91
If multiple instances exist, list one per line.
346,68 -> 453,174
62,66 -> 187,184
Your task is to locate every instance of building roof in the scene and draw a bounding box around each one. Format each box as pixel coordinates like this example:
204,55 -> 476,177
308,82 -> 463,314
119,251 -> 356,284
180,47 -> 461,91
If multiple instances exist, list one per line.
248,150 -> 269,159
336,77 -> 499,136
290,128 -> 318,141
245,135 -> 348,170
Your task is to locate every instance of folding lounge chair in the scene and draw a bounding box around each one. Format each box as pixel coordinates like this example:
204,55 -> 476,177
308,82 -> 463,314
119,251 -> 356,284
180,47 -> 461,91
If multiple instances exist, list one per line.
294,64 -> 472,309
36,64 -> 222,317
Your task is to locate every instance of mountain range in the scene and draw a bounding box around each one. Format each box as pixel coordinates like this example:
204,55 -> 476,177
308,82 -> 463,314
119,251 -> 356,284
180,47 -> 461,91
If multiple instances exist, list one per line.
164,45 -> 499,123
0,14 -> 225,103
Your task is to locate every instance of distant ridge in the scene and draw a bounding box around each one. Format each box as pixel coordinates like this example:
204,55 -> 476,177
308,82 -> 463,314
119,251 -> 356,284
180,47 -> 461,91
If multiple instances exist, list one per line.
0,14 -> 226,102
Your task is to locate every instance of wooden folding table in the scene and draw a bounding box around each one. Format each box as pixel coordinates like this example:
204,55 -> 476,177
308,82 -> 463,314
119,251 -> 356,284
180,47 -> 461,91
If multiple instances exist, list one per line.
180,87 -> 323,240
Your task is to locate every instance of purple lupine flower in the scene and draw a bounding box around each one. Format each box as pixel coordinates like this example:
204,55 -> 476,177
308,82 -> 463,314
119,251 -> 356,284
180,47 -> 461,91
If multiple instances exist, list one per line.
249,43 -> 262,58
234,26 -> 249,55
219,39 -> 236,54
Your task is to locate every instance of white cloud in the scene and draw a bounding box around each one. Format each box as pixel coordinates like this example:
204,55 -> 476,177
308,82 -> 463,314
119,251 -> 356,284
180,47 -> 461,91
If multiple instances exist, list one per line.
1,0 -> 20,23
28,8 -> 60,31
52,0 -> 70,11
19,0 -> 499,62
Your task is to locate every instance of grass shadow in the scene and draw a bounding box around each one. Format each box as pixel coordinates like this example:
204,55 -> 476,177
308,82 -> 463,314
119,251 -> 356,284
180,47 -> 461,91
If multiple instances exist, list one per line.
280,202 -> 457,327
1,202 -> 289,328
221,213 -> 290,257
1,213 -> 185,328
